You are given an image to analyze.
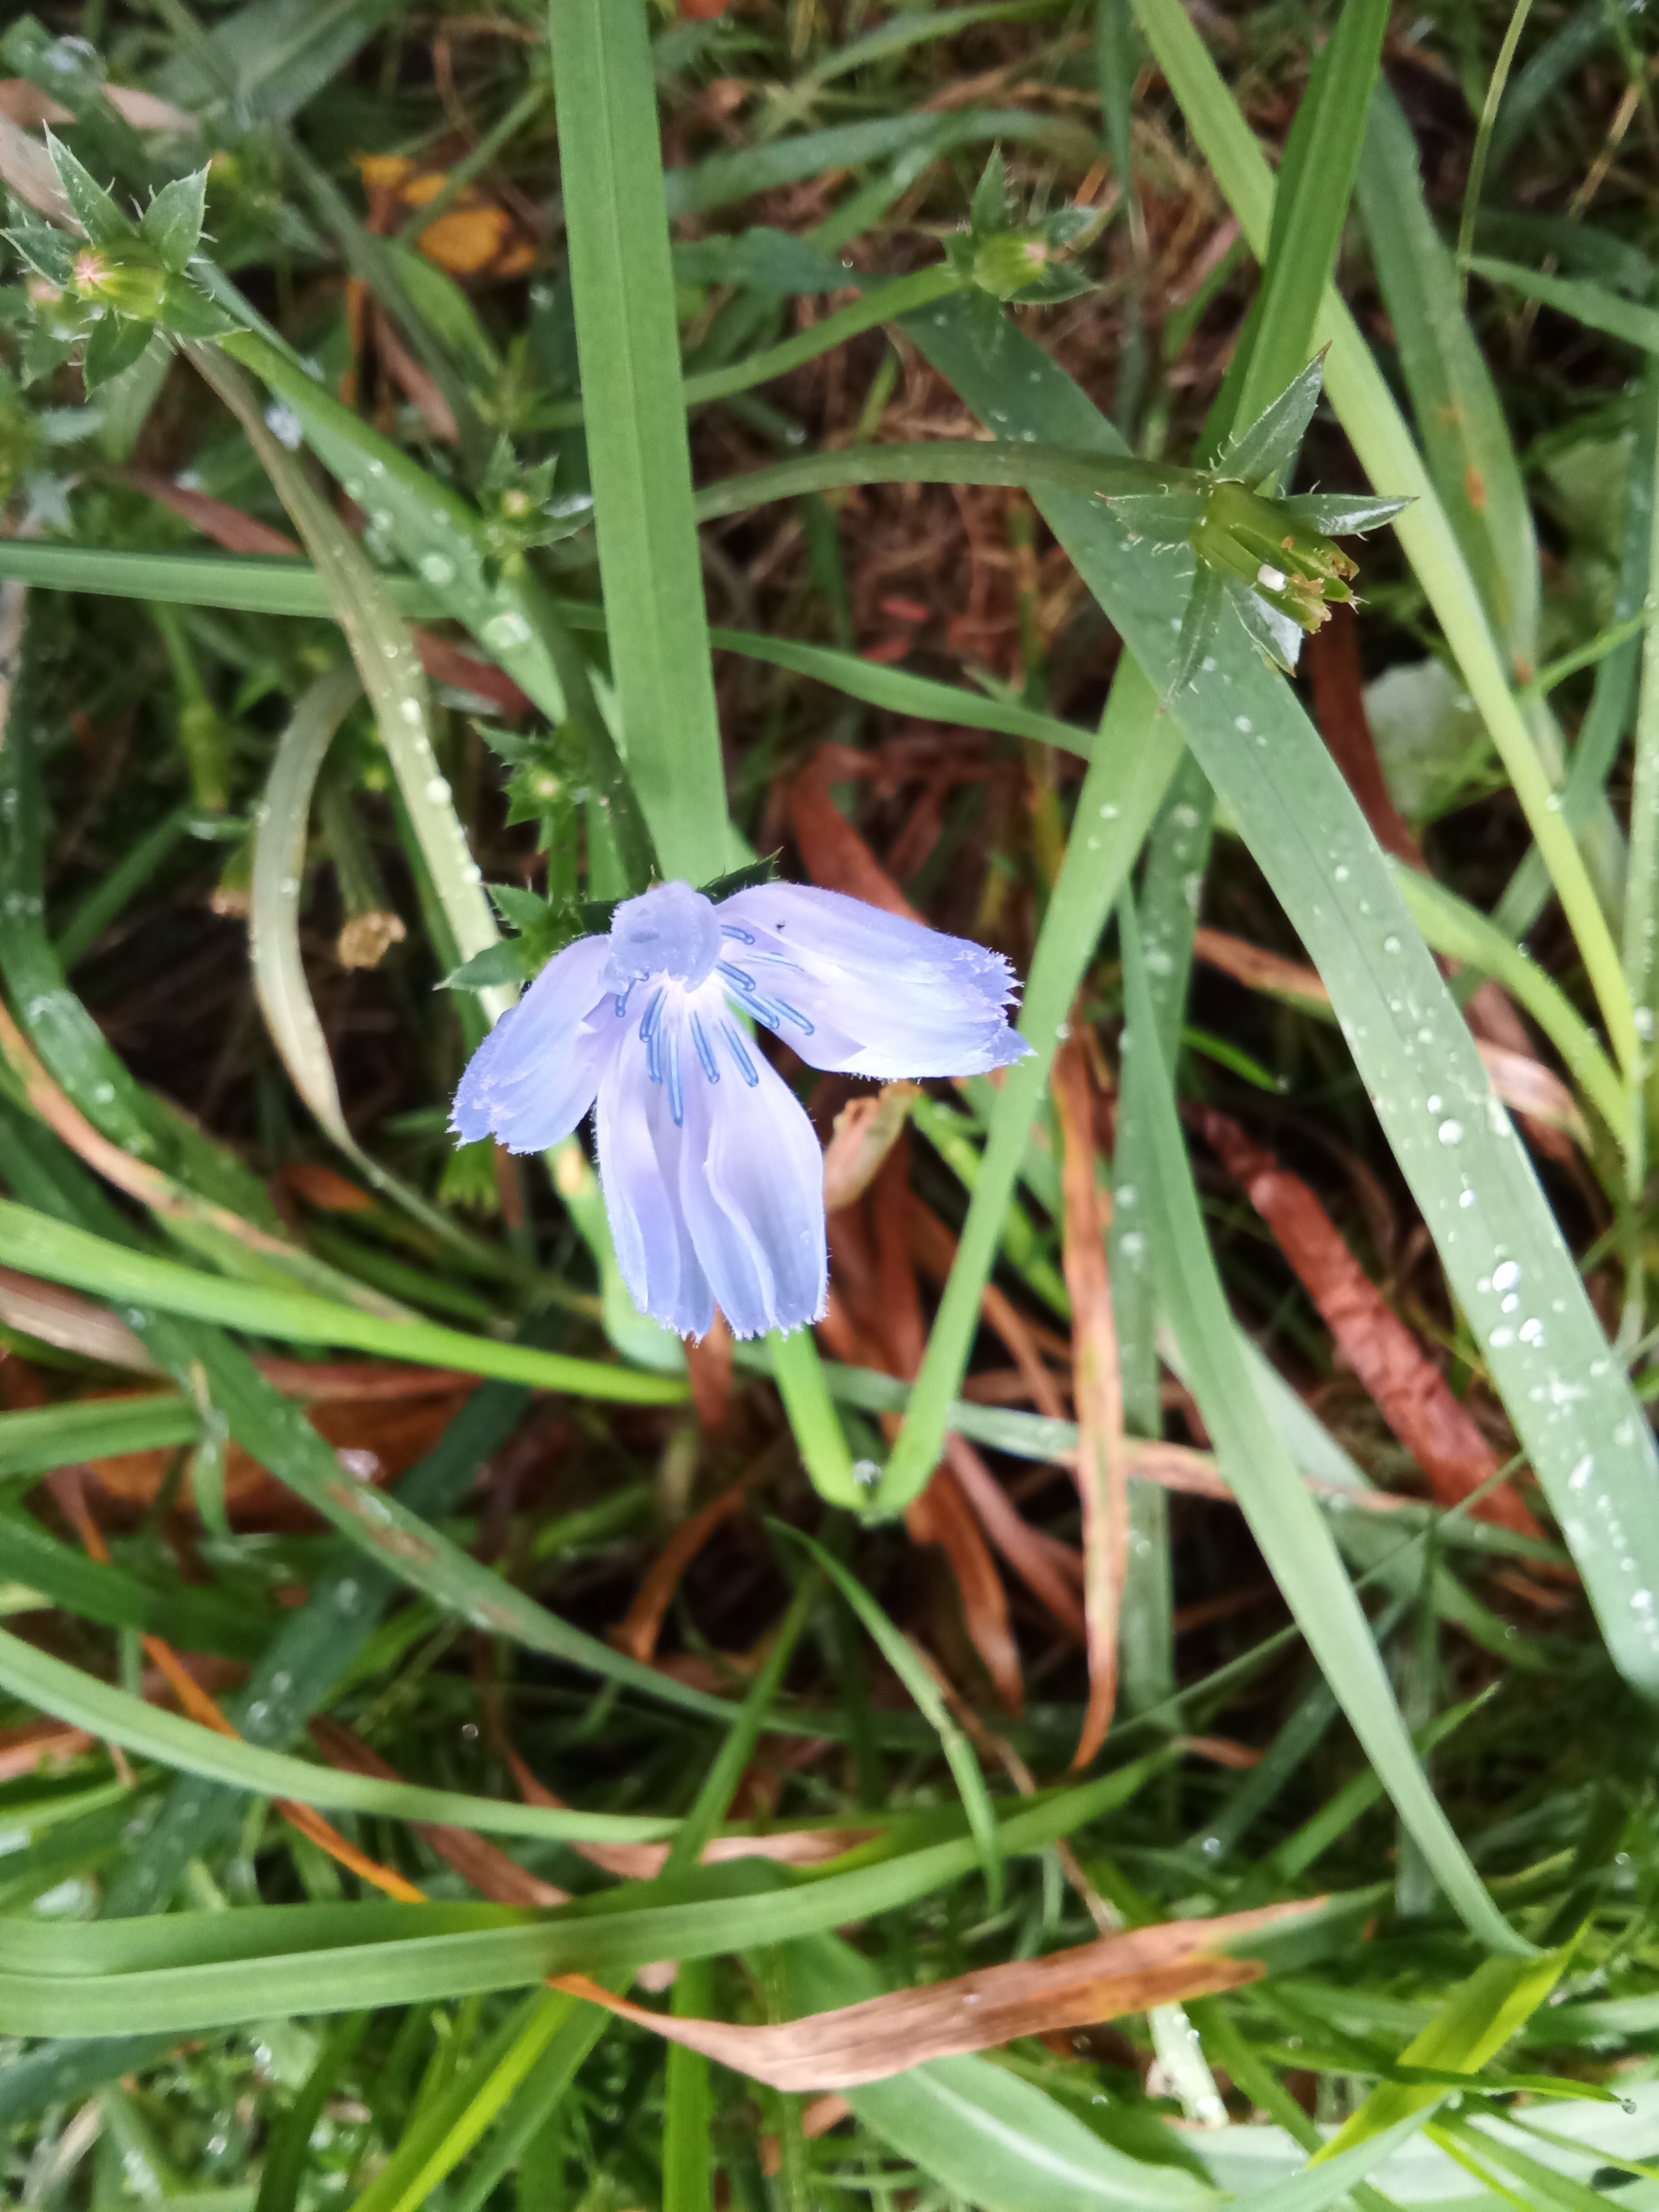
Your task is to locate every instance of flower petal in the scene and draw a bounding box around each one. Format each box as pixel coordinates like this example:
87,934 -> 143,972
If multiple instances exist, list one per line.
451,935 -> 619,1153
718,882 -> 1031,1079
678,1031 -> 828,1339
596,1042 -> 715,1340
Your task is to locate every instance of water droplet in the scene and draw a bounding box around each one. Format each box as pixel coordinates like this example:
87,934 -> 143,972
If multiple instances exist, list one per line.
1492,1260 -> 1521,1292
1518,1317 -> 1544,1347
483,609 -> 533,652
1427,1094 -> 1443,1114
419,552 -> 456,587
1437,1118 -> 1464,1146
1490,1326 -> 1514,1348
1382,935 -> 1401,955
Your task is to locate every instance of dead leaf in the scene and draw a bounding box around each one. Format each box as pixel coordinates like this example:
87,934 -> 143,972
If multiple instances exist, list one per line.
0,1721 -> 96,1782
550,1901 -> 1316,2091
1307,607 -> 1424,869
354,151 -> 536,281
684,1312 -> 734,1433
0,1267 -> 160,1372
1191,933 -> 1586,1155
613,1481 -> 747,1665
372,304 -> 459,443
789,749 -> 921,919
1052,1041 -> 1128,1767
277,1162 -> 376,1213
905,1465 -> 1025,1715
501,1742 -> 865,1881
906,1196 -> 1068,1422
943,1434 -> 1086,1640
310,1718 -> 567,1906
89,1387 -> 472,1521
1195,1107 -> 1540,1536
823,1084 -> 921,1211
1470,1042 -> 1588,1149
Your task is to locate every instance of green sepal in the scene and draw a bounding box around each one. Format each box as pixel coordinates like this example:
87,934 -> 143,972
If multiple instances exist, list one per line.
1102,492 -> 1206,542
443,941 -> 529,993
970,147 -> 1010,239
140,169 -> 207,274
5,218 -> 76,287
1279,491 -> 1411,536
159,276 -> 235,340
1168,566 -> 1229,695
504,758 -> 572,829
18,321 -> 78,388
1216,349 -> 1328,489
81,313 -> 155,394
700,853 -> 781,901
43,131 -> 129,246
487,882 -> 560,936
1229,576 -> 1305,674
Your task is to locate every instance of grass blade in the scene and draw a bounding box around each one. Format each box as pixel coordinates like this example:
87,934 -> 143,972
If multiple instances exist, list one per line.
546,0 -> 730,880
1134,0 -> 1637,1077
1117,902 -> 1521,1954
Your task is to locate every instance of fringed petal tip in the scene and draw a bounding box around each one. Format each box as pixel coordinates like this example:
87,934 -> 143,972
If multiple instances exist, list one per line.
700,1290 -> 829,1346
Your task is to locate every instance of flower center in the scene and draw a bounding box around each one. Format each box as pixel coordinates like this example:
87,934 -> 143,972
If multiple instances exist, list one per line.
604,880 -> 722,991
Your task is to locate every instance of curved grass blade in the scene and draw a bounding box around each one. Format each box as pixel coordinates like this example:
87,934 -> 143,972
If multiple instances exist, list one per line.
1116,904 -> 1523,1956
0,1626 -> 678,1846
903,259 -> 1659,1713
0,1197 -> 686,1404
783,1528 -> 1004,1905
249,659 -> 366,1151
1134,0 -> 1637,1078
190,346 -> 512,1021
0,543 -> 1104,758
0,1761 -> 1168,2036
876,655 -> 1184,1509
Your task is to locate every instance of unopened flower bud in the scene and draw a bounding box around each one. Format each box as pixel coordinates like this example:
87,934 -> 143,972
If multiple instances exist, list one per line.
970,230 -> 1052,300
70,246 -> 167,321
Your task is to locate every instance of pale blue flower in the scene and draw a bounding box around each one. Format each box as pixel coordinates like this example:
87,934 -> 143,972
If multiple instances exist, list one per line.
453,878 -> 1031,1340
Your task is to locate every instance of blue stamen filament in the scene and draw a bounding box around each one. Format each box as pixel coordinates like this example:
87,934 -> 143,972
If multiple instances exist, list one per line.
690,1012 -> 720,1084
721,1020 -> 760,1086
666,1023 -> 684,1126
720,924 -> 756,945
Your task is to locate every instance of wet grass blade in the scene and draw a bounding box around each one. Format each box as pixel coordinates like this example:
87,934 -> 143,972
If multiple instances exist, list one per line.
0,1197 -> 687,1403
1117,904 -> 1523,1956
546,0 -> 730,880
0,1626 -> 679,1846
1135,0 -> 1637,1078
877,655 -> 1183,1509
